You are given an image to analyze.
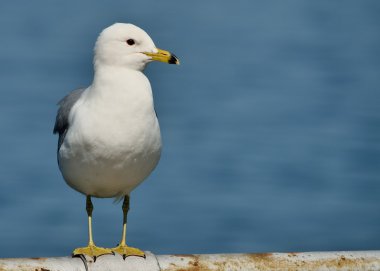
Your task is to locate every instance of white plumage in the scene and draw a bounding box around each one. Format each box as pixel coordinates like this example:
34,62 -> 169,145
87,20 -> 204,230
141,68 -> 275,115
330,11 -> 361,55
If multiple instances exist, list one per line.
55,23 -> 178,199
59,68 -> 161,198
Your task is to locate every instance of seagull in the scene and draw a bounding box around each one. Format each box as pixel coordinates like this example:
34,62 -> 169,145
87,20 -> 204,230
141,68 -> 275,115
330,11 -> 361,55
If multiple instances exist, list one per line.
53,23 -> 179,260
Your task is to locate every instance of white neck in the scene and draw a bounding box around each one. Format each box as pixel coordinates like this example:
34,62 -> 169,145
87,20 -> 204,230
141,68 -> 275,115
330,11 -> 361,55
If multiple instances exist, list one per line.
87,64 -> 154,116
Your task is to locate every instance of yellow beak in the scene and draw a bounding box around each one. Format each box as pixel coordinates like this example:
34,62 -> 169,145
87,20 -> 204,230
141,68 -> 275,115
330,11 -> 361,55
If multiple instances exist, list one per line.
143,48 -> 180,65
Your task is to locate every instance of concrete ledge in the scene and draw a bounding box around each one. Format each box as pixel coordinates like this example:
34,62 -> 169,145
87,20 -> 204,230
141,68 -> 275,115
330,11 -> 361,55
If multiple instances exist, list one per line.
0,251 -> 380,271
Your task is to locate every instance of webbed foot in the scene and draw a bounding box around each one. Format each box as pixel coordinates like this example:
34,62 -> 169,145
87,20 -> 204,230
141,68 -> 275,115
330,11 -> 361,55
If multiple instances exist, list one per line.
73,244 -> 113,261
112,244 -> 145,259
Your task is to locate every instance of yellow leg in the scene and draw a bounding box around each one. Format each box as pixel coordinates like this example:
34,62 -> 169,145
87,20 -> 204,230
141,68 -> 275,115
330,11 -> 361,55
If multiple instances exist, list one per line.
73,196 -> 113,260
112,195 -> 145,259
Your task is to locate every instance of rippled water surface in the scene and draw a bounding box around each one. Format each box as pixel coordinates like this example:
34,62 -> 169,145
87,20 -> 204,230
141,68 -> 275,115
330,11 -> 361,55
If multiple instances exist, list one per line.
0,1 -> 379,257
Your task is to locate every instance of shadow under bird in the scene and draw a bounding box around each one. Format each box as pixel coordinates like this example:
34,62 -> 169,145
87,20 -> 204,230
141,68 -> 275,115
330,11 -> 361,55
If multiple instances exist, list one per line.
53,23 -> 179,260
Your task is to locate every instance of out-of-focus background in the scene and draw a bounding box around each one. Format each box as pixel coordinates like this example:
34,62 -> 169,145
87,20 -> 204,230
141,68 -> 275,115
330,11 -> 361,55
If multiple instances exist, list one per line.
0,0 -> 379,258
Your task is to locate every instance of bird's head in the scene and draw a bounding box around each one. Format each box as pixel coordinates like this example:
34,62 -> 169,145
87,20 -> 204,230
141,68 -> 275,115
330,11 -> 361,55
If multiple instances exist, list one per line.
94,23 -> 179,71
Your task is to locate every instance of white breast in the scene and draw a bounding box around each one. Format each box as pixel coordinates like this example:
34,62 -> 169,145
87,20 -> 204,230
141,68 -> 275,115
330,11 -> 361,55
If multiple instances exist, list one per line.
58,68 -> 162,198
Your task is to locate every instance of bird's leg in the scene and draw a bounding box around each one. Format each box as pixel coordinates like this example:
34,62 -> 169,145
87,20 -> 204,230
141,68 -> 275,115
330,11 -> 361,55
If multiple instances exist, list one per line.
112,195 -> 145,259
72,196 -> 113,260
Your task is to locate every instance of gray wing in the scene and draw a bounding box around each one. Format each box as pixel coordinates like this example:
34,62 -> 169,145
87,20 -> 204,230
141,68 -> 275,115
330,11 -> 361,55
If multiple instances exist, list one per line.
53,88 -> 86,152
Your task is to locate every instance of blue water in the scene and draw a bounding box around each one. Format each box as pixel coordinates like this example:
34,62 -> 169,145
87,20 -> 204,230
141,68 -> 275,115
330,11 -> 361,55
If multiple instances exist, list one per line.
0,1 -> 379,258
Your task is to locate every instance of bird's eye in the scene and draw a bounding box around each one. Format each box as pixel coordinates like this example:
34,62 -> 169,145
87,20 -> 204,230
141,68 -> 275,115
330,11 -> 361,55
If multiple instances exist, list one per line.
126,39 -> 135,46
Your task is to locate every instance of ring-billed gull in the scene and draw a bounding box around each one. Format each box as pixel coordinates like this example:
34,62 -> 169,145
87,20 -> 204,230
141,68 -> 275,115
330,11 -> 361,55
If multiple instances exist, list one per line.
53,23 -> 179,260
